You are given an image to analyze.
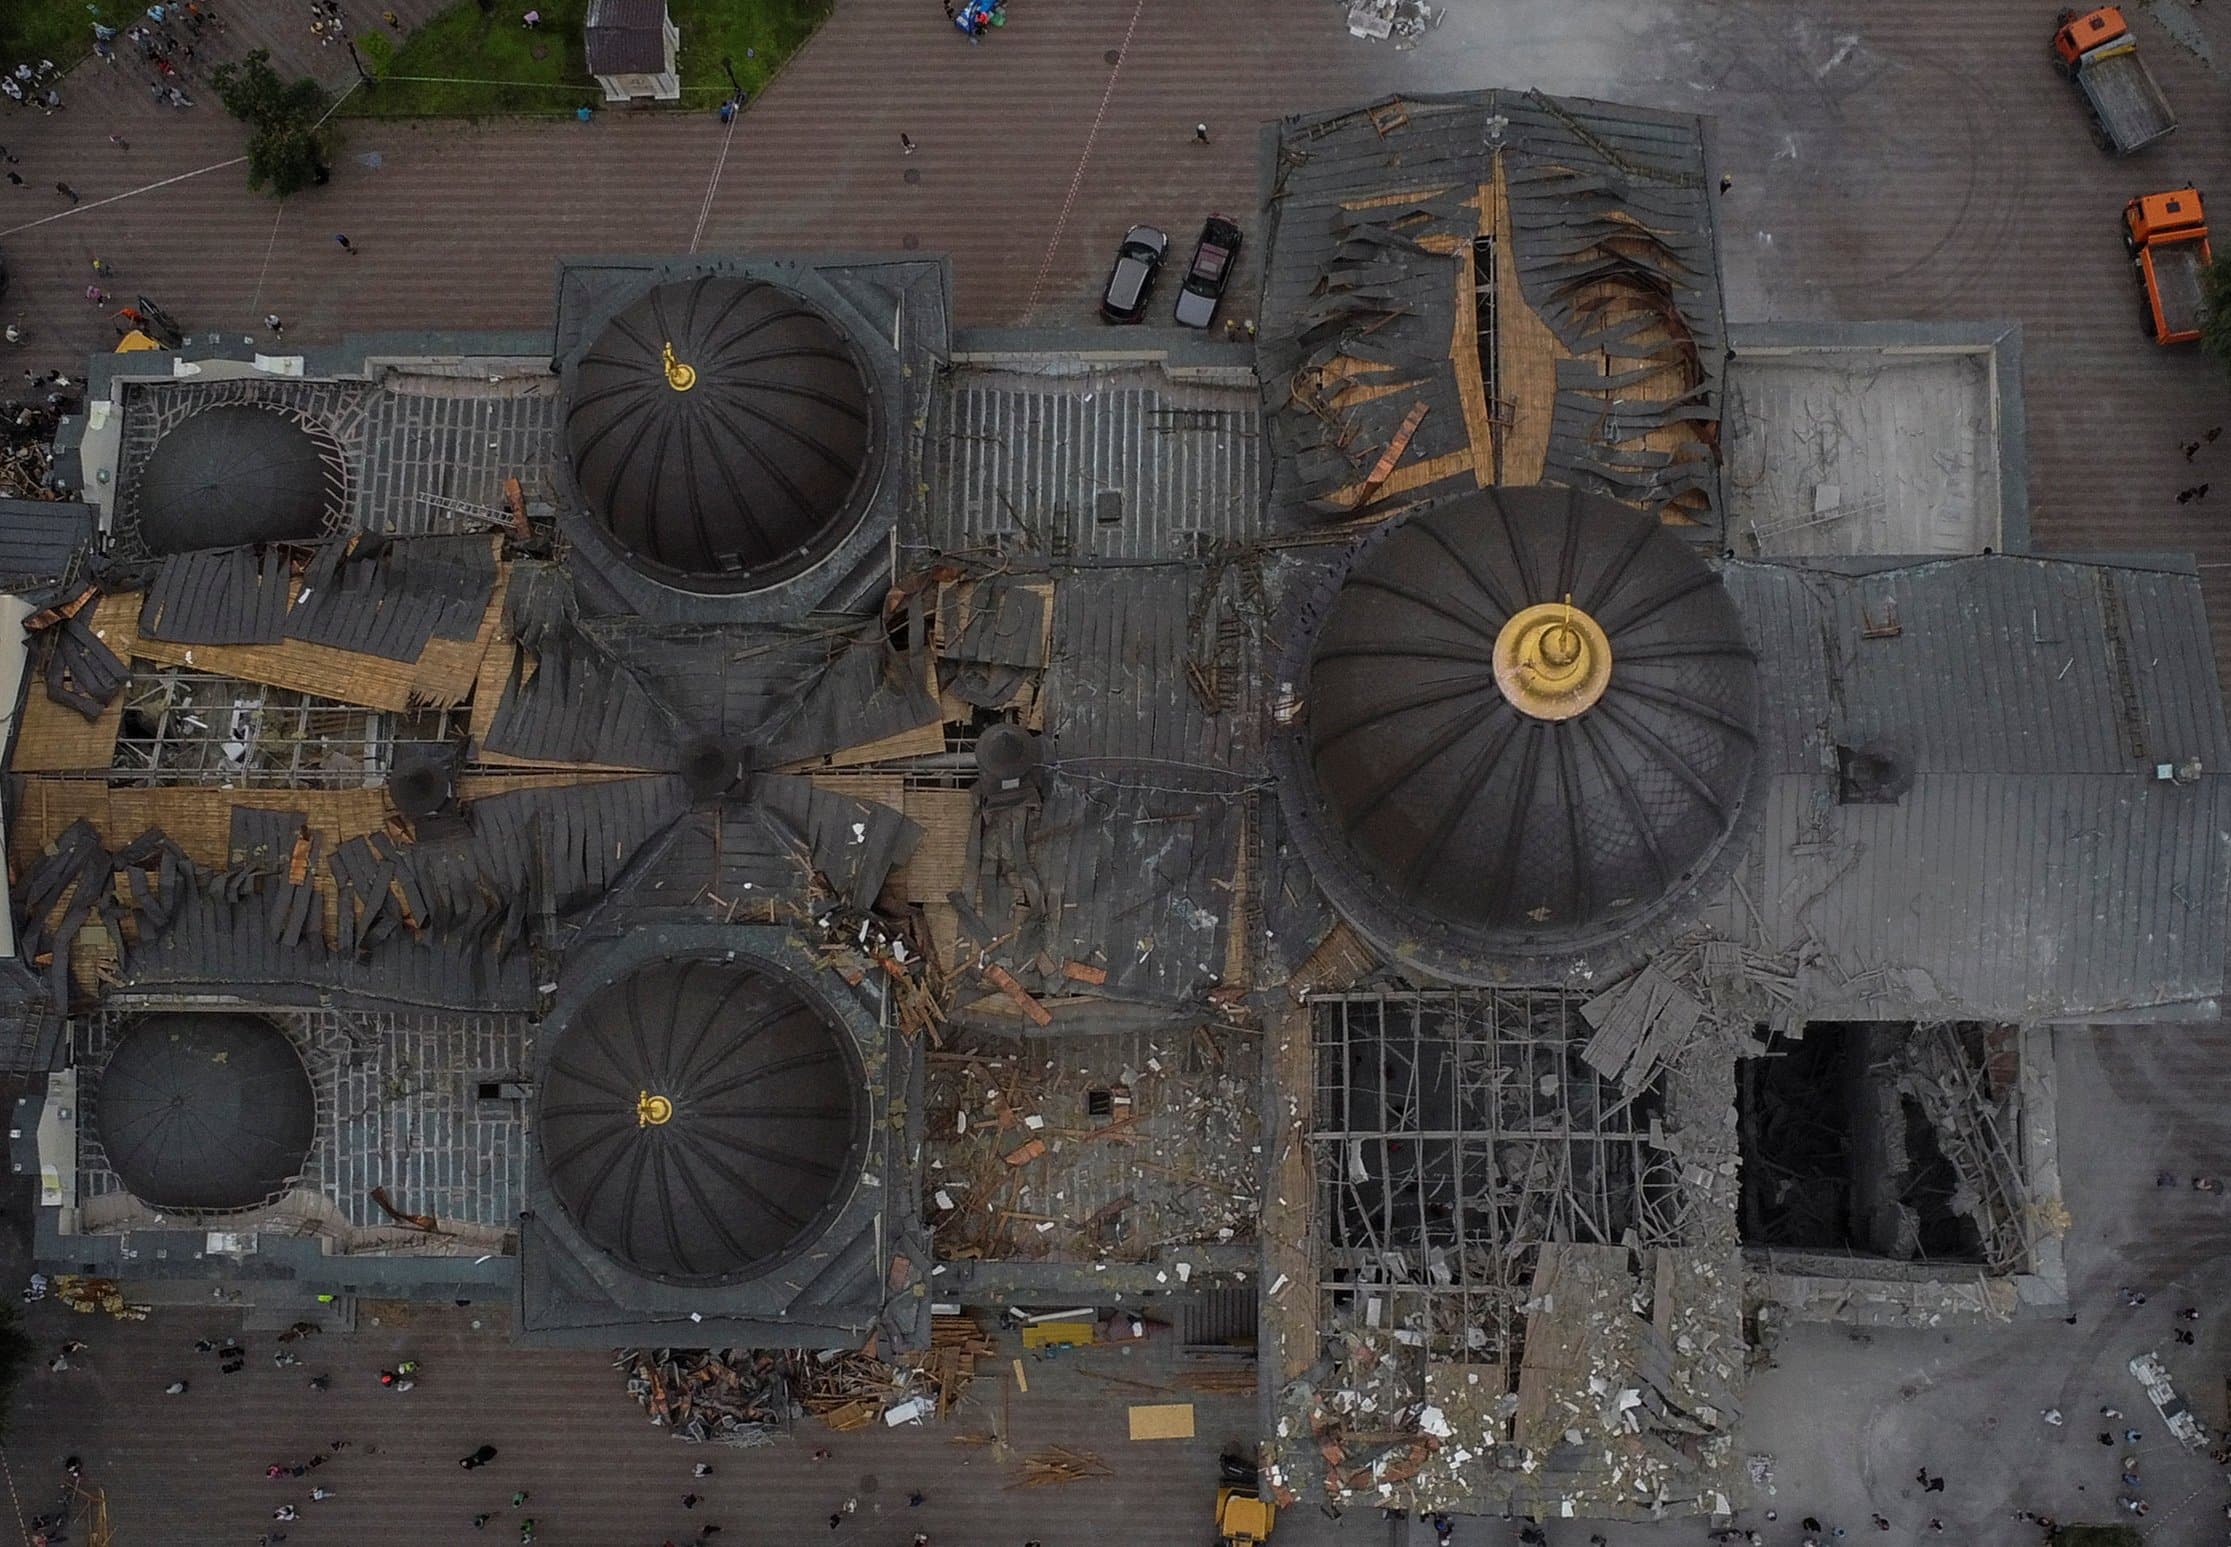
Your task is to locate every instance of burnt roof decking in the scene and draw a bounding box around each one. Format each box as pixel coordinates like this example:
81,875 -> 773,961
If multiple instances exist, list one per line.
1258,90 -> 1726,535
1724,554 -> 2231,1022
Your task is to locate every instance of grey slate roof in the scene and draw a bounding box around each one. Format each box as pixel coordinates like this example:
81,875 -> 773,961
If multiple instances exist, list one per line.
1723,554 -> 2231,1022
0,498 -> 94,597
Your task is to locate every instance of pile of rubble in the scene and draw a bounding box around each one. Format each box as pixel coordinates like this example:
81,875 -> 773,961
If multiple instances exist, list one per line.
1342,0 -> 1434,45
618,1348 -> 795,1446
923,1030 -> 1260,1263
0,397 -> 67,499
794,1316 -> 995,1430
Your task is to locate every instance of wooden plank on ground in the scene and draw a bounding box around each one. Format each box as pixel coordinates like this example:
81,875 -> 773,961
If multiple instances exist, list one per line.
13,594 -> 137,772
1493,150 -> 1568,488
1126,1403 -> 1196,1441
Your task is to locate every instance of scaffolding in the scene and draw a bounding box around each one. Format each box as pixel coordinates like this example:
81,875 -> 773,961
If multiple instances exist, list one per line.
1309,989 -> 1688,1369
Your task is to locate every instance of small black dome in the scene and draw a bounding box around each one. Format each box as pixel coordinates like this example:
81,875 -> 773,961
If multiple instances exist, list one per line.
537,957 -> 866,1284
95,1013 -> 316,1212
1289,486 -> 1759,968
134,404 -> 336,555
565,277 -> 876,590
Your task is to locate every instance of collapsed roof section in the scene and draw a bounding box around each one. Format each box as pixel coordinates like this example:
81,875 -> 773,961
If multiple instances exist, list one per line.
1259,91 -> 1726,535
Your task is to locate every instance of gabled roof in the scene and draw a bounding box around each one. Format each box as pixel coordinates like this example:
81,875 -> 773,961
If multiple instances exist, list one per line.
585,0 -> 671,75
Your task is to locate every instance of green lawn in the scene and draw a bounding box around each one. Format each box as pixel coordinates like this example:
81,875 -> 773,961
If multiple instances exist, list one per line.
1,0 -> 140,76
347,0 -> 828,119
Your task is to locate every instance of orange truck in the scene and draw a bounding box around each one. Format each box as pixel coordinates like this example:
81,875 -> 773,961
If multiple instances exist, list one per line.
2054,8 -> 2177,154
2126,189 -> 2212,345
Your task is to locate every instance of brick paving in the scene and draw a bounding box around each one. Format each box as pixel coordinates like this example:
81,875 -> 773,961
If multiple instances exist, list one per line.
8,1299 -> 1259,1547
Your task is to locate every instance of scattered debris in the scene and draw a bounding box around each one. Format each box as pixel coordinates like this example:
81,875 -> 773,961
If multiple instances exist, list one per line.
1343,0 -> 1435,45
924,1031 -> 1260,1263
617,1348 -> 792,1446
2129,1351 -> 2208,1450
1007,1447 -> 1115,1488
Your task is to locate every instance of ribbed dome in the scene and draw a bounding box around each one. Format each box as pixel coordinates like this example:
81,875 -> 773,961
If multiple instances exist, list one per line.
134,404 -> 336,555
537,957 -> 866,1284
565,276 -> 876,589
1290,487 -> 1758,965
95,1013 -> 316,1212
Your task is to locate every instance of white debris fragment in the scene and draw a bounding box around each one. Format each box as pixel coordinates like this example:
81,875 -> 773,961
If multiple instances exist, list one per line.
1419,1406 -> 1453,1439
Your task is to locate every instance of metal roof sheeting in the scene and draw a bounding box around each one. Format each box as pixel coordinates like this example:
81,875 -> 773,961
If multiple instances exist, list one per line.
922,365 -> 1265,562
1725,555 -> 2231,1021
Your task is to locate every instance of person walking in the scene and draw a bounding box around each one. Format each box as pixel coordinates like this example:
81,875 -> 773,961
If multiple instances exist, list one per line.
334,233 -> 355,253
108,133 -> 128,149
461,1445 -> 497,1469
900,132 -> 914,153
54,182 -> 78,203
265,313 -> 284,337
1193,122 -> 1209,143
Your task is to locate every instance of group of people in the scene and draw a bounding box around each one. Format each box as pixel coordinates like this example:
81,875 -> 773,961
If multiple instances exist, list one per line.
942,0 -> 1007,40
0,60 -> 63,114
106,4 -> 222,111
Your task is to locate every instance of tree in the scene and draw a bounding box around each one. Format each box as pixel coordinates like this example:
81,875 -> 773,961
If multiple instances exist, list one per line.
209,50 -> 335,199
2201,250 -> 2231,375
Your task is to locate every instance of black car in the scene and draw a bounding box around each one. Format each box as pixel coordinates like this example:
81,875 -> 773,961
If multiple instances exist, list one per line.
1173,215 -> 1243,328
1099,225 -> 1169,323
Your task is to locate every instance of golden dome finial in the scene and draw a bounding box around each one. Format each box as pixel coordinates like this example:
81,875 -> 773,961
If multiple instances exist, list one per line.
660,341 -> 697,393
636,1090 -> 674,1127
1493,593 -> 1613,721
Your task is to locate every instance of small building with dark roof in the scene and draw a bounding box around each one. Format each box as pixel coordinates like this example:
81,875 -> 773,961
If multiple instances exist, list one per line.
585,0 -> 679,103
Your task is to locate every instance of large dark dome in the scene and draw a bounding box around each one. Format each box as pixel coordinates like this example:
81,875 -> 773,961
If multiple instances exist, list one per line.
537,957 -> 866,1284
95,1013 -> 316,1212
1285,486 -> 1759,976
134,403 -> 336,555
565,276 -> 876,590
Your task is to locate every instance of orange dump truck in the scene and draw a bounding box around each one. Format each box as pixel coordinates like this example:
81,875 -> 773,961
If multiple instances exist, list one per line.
2126,188 -> 2212,345
2054,8 -> 2176,154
